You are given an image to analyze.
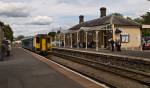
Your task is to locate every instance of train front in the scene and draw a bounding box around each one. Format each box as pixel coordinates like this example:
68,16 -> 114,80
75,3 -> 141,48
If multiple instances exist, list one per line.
33,34 -> 52,55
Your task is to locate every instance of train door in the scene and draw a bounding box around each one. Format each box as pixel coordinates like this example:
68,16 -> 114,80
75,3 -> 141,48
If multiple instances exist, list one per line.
41,38 -> 47,52
34,37 -> 40,52
46,37 -> 51,51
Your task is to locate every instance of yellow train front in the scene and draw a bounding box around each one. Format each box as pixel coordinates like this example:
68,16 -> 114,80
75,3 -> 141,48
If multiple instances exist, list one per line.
33,34 -> 52,55
22,34 -> 52,55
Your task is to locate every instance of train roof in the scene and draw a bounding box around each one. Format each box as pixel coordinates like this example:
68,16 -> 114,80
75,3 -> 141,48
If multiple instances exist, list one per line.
21,36 -> 34,41
21,34 -> 49,41
35,34 -> 49,37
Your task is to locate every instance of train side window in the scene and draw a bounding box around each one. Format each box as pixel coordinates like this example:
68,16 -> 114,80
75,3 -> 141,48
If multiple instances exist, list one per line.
47,38 -> 50,43
36,37 -> 40,43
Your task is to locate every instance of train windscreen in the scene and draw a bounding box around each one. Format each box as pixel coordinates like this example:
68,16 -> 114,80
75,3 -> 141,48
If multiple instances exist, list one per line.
36,37 -> 40,43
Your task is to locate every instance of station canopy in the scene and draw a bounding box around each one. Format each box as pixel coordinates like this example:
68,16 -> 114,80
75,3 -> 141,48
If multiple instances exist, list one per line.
142,25 -> 150,29
65,24 -> 112,34
79,24 -> 112,32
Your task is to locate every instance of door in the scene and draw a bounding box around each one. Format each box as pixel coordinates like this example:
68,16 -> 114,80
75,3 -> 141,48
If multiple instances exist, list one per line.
41,38 -> 46,51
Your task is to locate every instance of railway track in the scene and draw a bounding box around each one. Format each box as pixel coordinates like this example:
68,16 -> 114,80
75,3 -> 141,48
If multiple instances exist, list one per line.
52,52 -> 150,88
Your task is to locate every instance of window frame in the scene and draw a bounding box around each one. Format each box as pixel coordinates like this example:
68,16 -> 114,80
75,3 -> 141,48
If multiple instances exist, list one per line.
121,34 -> 129,43
36,37 -> 40,43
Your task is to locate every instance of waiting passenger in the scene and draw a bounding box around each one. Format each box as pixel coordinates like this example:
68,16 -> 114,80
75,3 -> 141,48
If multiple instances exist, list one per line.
0,38 -> 7,61
115,39 -> 121,51
108,38 -> 115,51
5,40 -> 12,56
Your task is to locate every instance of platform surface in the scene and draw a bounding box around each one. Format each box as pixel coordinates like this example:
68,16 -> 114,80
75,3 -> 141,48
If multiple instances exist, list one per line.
0,48 -> 85,88
55,47 -> 150,59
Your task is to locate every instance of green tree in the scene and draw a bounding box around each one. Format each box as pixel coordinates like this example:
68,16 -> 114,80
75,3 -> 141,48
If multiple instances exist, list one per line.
48,32 -> 56,37
0,21 -> 13,42
16,35 -> 25,40
133,18 -> 143,24
134,12 -> 150,36
141,12 -> 150,24
112,13 -> 123,18
133,12 -> 150,24
126,17 -> 132,20
48,32 -> 56,41
57,30 -> 61,34
142,12 -> 150,37
3,25 -> 13,42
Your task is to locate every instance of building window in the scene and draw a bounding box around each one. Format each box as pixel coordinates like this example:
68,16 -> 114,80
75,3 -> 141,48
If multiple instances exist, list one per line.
121,35 -> 129,43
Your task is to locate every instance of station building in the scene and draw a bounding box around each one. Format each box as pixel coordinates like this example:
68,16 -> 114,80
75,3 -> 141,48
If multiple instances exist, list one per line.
59,7 -> 142,51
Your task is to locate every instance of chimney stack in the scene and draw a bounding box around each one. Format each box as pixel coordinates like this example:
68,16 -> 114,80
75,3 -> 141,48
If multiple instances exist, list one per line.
100,7 -> 106,17
79,15 -> 84,24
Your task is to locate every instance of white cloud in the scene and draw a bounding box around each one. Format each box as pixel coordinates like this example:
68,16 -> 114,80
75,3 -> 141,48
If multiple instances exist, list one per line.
30,0 -> 150,18
0,0 -> 150,37
12,23 -> 68,37
105,0 -> 150,18
0,1 -> 31,17
29,16 -> 53,25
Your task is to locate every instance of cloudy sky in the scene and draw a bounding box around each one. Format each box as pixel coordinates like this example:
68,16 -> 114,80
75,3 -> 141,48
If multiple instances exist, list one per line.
0,0 -> 149,37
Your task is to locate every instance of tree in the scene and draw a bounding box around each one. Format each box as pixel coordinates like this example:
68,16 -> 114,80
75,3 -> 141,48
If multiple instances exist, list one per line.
133,18 -> 143,24
16,35 -> 25,40
141,12 -> 150,24
141,12 -> 150,36
57,30 -> 61,34
112,13 -> 123,18
126,17 -> 132,20
48,32 -> 56,37
3,25 -> 13,42
48,32 -> 57,41
134,12 -> 150,36
0,21 -> 13,42
133,12 -> 150,24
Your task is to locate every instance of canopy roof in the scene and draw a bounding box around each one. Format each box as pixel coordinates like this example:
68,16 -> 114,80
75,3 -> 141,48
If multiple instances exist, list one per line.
142,25 -> 150,29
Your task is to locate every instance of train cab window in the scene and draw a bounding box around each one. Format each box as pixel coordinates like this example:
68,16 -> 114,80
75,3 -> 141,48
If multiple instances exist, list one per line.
36,37 -> 40,43
47,38 -> 50,43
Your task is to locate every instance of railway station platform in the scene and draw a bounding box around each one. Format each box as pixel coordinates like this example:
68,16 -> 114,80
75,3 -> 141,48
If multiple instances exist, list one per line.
55,47 -> 150,59
0,48 -> 104,88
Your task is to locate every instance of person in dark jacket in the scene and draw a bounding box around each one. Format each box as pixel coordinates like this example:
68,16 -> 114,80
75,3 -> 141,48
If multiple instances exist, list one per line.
109,38 -> 115,51
115,39 -> 121,51
0,38 -> 7,61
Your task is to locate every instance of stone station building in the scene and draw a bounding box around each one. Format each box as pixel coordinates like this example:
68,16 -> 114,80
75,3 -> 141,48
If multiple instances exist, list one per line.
58,7 -> 142,51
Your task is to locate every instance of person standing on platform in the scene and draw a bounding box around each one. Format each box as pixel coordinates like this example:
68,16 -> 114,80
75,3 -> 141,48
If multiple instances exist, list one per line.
115,29 -> 122,52
0,38 -> 7,61
115,38 -> 122,51
5,40 -> 11,56
109,38 -> 115,51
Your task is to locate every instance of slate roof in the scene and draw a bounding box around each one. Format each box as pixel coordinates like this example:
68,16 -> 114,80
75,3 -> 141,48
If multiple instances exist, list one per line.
69,15 -> 141,30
